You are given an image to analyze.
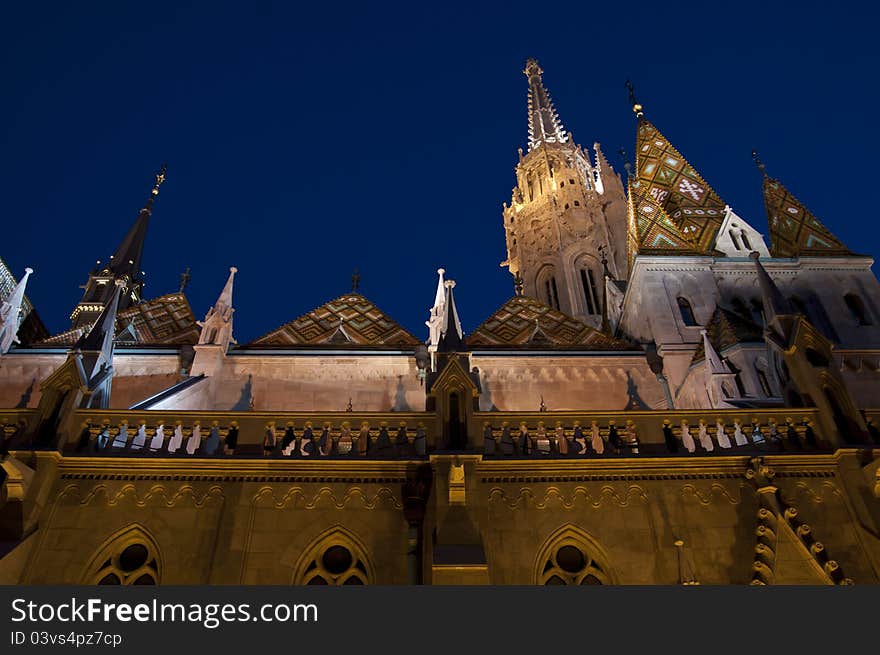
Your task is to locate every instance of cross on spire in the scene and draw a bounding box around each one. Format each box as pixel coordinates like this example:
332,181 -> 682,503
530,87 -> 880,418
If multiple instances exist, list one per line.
178,267 -> 191,293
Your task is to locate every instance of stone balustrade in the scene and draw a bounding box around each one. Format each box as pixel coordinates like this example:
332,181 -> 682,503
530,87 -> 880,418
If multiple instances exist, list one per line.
1,406 -> 872,460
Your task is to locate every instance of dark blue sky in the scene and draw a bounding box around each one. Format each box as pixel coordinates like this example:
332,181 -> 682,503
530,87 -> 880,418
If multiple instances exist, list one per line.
3,1 -> 877,342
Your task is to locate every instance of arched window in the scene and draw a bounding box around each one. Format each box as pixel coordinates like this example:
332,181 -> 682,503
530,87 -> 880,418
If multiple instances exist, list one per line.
677,297 -> 698,327
545,277 -> 560,310
535,526 -> 615,585
844,293 -> 872,326
750,299 -> 765,326
740,231 -> 752,251
580,269 -> 599,315
295,529 -> 372,585
728,229 -> 741,250
755,365 -> 772,396
85,526 -> 161,585
731,297 -> 751,321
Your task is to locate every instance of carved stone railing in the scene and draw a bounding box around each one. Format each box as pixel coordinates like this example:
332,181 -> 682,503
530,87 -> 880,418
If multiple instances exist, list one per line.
52,410 -> 438,459
472,408 -> 832,458
1,406 -> 866,460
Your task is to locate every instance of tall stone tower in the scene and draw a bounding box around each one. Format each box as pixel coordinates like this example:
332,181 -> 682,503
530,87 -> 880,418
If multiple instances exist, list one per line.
501,59 -> 628,328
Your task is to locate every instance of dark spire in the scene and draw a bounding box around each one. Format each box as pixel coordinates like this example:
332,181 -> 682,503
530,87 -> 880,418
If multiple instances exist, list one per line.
752,150 -> 767,177
749,251 -> 794,337
437,280 -> 464,352
108,164 -> 166,292
178,266 -> 191,293
75,281 -> 123,379
352,268 -> 360,292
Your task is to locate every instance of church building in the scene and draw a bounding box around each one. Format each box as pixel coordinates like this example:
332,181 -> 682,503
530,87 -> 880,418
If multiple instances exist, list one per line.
1,61 -> 879,585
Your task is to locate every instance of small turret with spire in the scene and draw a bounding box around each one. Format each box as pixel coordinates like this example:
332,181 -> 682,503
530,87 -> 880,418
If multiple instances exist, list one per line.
70,164 -> 166,329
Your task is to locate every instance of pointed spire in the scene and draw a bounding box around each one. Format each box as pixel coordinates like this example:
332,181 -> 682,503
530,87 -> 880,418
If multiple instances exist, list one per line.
756,154 -> 853,258
438,279 -> 464,352
75,281 -> 123,378
632,119 -> 726,253
426,268 -> 447,352
701,329 -> 731,375
0,267 -> 33,354
524,58 -> 568,152
108,164 -> 166,288
750,252 -> 794,335
197,267 -> 237,349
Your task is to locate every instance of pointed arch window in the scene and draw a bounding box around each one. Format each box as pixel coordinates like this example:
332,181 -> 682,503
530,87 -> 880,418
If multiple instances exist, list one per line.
740,231 -> 752,251
85,527 -> 160,585
750,299 -> 765,326
677,297 -> 698,327
545,277 -> 560,310
728,230 -> 741,251
731,297 -> 751,321
295,530 -> 372,585
580,269 -> 599,315
844,293 -> 872,326
536,527 -> 615,585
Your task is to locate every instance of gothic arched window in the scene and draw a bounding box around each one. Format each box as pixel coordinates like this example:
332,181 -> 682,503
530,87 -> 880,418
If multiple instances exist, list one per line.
750,299 -> 765,326
844,293 -> 872,326
728,229 -> 741,251
740,231 -> 752,251
677,297 -> 698,327
731,297 -> 751,321
535,527 -> 615,585
580,268 -> 599,315
295,529 -> 372,586
85,526 -> 161,585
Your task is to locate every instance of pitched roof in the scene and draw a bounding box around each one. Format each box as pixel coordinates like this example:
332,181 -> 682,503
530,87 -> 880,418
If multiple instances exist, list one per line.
691,307 -> 764,365
762,175 -> 853,258
627,177 -> 703,270
38,293 -> 200,347
250,293 -> 420,347
465,296 -> 635,350
632,120 -> 726,254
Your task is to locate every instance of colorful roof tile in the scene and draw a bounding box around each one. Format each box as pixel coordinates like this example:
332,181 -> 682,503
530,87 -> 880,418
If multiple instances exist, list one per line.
762,175 -> 852,258
627,177 -> 703,270
466,296 -> 635,350
633,120 -> 726,253
250,293 -> 420,347
38,293 -> 200,347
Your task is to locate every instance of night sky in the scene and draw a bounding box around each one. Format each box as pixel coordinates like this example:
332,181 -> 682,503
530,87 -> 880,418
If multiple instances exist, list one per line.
3,1 -> 877,343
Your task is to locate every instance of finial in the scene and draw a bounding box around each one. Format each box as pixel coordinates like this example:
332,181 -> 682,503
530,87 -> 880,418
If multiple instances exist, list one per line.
445,279 -> 456,289
151,163 -> 167,196
352,268 -> 360,292
346,397 -> 353,412
178,266 -> 191,293
24,267 -> 33,275
524,58 -> 542,77
749,251 -> 760,261
437,267 -> 445,276
625,80 -> 643,117
539,395 -> 547,412
751,150 -> 767,176
513,272 -> 524,296
598,245 -> 609,276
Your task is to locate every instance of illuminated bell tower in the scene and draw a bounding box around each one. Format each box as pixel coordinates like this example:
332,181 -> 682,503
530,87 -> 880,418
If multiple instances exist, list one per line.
501,59 -> 628,328
70,165 -> 166,329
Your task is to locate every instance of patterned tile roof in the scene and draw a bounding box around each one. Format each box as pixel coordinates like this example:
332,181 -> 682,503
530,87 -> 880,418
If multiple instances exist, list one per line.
762,175 -> 853,258
691,307 -> 764,365
250,293 -> 420,347
465,296 -> 636,350
38,293 -> 200,347
632,120 -> 726,254
627,178 -> 703,271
